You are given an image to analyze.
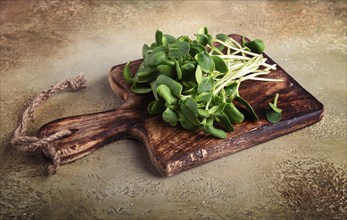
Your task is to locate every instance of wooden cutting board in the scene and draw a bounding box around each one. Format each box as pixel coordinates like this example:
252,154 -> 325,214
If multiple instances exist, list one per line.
37,34 -> 324,176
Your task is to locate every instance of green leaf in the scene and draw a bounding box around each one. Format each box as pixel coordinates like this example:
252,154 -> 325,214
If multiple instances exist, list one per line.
208,103 -> 226,115
179,97 -> 200,126
142,44 -> 150,59
217,113 -> 234,132
175,60 -> 182,80
150,45 -> 167,53
195,51 -> 215,73
211,55 -> 228,73
145,45 -> 167,66
156,74 -> 183,98
182,87 -> 196,96
266,93 -> 282,124
202,125 -> 226,139
135,66 -> 157,82
195,65 -> 203,84
168,42 -> 190,58
155,29 -> 163,46
196,34 -> 209,46
234,96 -> 259,121
207,34 -> 213,46
157,84 -> 177,106
197,109 -> 209,118
207,105 -> 221,115
198,26 -> 208,35
160,59 -> 175,68
224,103 -> 244,124
150,81 -> 159,100
195,92 -> 212,103
181,80 -> 196,89
147,99 -> 166,114
180,104 -> 200,125
163,34 -> 177,46
216,33 -> 229,42
244,39 -> 265,54
178,112 -> 196,130
212,95 -> 224,106
212,44 -> 225,55
123,61 -> 133,84
149,42 -> 156,49
205,117 -> 214,126
157,64 -> 174,77
131,83 -> 152,94
184,97 -> 198,115
180,63 -> 196,75
224,81 -> 238,97
149,51 -> 166,66
266,110 -> 281,124
189,43 -> 206,57
162,108 -> 179,126
197,77 -> 213,94
178,35 -> 191,43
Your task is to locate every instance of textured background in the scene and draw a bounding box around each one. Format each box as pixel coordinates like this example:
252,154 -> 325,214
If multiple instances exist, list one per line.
1,0 -> 346,219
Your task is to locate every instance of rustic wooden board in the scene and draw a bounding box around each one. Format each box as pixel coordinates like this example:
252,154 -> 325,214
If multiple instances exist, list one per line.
38,34 -> 324,176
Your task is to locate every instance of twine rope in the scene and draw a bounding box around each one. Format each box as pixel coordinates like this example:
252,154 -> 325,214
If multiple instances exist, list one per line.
11,73 -> 88,175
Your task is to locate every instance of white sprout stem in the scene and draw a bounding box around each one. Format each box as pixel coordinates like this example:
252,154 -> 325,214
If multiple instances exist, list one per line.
233,57 -> 262,79
262,63 -> 277,70
213,38 -> 260,57
218,55 -> 251,60
215,62 -> 249,88
240,71 -> 282,82
245,71 -> 271,77
263,65 -> 277,71
209,36 -> 280,97
243,77 -> 283,82
207,44 -> 225,56
227,62 -> 244,71
242,71 -> 270,79
218,55 -> 277,70
221,56 -> 260,83
227,36 -> 243,49
226,37 -> 246,56
214,56 -> 263,95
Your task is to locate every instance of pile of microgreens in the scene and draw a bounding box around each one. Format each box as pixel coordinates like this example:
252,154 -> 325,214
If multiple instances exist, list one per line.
123,27 -> 281,138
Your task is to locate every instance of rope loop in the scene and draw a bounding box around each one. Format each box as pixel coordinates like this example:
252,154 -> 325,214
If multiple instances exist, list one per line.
11,73 -> 88,175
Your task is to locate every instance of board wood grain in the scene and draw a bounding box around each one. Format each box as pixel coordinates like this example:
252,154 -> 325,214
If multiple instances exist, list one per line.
37,34 -> 324,176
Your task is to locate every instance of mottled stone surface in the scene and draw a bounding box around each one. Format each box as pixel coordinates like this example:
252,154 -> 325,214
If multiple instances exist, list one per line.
1,0 -> 346,219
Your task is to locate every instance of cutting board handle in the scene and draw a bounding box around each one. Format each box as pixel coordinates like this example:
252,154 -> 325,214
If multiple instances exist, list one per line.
37,104 -> 145,163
